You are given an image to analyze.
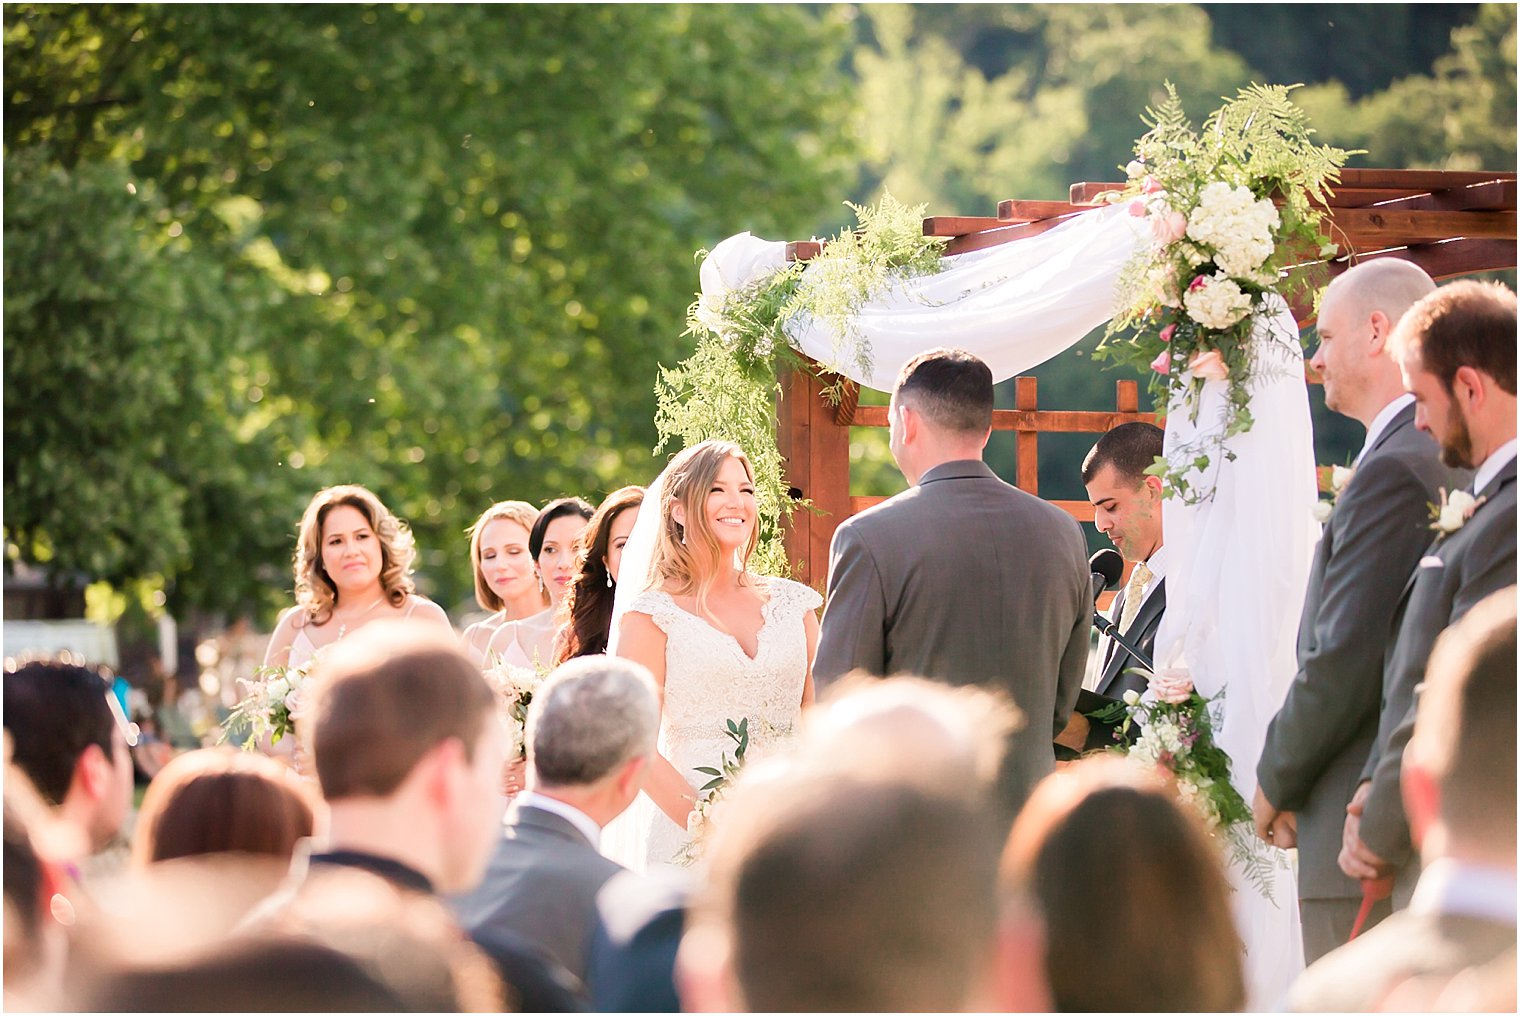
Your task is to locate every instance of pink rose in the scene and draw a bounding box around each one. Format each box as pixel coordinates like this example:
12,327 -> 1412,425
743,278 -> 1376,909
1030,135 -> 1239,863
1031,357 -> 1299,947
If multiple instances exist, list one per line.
1188,275 -> 1209,292
1187,349 -> 1230,381
1142,176 -> 1164,194
1159,323 -> 1177,343
1150,351 -> 1171,375
1150,668 -> 1194,704
1128,198 -> 1148,218
1149,209 -> 1187,245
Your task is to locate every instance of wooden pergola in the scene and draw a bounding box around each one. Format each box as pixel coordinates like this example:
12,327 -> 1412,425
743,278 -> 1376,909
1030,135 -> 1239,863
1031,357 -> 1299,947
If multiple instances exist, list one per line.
778,168 -> 1518,590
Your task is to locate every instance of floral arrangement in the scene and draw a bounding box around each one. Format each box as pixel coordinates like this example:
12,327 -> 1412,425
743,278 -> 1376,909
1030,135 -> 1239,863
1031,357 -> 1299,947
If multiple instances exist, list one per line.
1092,671 -> 1286,899
220,659 -> 314,749
1429,487 -> 1485,535
1312,463 -> 1355,523
1095,83 -> 1354,504
657,194 -> 949,576
482,657 -> 545,760
676,717 -> 751,867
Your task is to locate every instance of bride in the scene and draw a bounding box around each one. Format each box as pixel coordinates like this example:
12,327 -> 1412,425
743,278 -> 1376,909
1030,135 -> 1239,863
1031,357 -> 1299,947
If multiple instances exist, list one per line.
606,440 -> 820,871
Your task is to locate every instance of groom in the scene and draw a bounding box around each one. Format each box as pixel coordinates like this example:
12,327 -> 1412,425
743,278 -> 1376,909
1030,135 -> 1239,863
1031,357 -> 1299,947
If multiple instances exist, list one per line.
814,348 -> 1091,821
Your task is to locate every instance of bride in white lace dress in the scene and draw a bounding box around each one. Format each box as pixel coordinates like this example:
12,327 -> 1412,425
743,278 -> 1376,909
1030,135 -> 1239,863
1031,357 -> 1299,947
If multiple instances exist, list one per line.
606,440 -> 820,871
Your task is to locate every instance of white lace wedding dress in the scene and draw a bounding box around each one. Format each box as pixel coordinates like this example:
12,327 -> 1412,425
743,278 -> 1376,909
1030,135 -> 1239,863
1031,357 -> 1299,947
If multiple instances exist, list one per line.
601,575 -> 821,872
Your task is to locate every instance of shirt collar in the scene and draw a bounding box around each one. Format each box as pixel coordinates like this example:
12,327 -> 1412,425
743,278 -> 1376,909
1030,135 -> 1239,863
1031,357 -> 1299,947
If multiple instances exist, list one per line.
1473,439 -> 1518,497
1140,545 -> 1167,584
514,791 -> 601,848
1409,857 -> 1518,925
309,848 -> 435,895
1355,394 -> 1416,465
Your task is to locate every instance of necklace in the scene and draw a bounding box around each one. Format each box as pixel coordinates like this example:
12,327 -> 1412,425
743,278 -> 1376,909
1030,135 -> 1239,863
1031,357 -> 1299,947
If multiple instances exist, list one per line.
335,594 -> 388,639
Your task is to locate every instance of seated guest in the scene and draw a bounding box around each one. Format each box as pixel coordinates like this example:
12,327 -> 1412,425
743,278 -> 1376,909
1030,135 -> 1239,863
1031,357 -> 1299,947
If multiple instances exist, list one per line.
452,656 -> 659,987
1057,421 -> 1167,757
1290,587 -> 1516,1012
132,749 -> 318,867
678,772 -> 1003,1012
251,622 -> 581,1012
555,486 -> 645,663
4,765 -> 70,1011
1002,757 -> 1245,1012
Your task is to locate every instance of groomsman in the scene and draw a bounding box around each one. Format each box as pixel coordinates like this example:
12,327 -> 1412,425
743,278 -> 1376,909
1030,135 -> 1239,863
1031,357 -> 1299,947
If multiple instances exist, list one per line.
1340,279 -> 1517,907
1055,422 -> 1167,756
814,348 -> 1091,821
1253,260 -> 1466,961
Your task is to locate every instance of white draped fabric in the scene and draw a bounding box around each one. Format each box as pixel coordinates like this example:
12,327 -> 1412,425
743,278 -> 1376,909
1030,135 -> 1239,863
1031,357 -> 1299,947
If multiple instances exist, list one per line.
701,205 -> 1314,1004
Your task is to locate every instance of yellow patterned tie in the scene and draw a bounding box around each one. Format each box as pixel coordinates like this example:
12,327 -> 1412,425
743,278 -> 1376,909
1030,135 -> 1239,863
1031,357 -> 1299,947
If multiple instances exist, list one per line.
1118,561 -> 1154,635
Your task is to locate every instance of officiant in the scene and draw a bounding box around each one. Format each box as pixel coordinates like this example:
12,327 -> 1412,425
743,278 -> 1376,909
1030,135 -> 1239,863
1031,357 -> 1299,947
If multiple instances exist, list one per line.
1056,423 -> 1167,757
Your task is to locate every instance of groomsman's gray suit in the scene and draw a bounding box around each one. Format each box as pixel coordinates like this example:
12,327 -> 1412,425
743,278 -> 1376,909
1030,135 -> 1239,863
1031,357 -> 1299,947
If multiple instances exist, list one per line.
1256,405 -> 1467,961
452,800 -> 622,985
1358,455 -> 1517,904
814,459 -> 1091,820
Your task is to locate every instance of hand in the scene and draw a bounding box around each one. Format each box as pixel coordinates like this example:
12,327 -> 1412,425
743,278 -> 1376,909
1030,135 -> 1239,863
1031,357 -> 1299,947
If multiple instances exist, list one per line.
501,757 -> 528,798
1055,711 -> 1091,752
1252,785 -> 1280,843
1269,811 -> 1298,849
1339,781 -> 1391,880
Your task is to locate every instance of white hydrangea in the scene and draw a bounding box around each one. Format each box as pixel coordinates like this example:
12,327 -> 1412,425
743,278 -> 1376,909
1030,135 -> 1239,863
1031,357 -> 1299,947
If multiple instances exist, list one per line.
1184,272 -> 1253,329
1184,182 -> 1280,277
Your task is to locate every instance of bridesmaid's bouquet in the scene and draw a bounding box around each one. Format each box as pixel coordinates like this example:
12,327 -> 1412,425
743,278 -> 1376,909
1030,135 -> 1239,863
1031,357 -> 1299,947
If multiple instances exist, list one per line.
220,659 -> 316,749
482,657 -> 545,759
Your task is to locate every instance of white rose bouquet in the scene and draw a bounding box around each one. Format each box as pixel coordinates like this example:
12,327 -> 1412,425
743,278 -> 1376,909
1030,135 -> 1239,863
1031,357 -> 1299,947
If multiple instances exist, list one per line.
220,659 -> 315,749
482,657 -> 545,760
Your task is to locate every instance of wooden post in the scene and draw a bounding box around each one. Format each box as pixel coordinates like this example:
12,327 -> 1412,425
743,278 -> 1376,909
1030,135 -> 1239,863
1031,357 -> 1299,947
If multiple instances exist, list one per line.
776,362 -> 852,591
1014,376 -> 1039,494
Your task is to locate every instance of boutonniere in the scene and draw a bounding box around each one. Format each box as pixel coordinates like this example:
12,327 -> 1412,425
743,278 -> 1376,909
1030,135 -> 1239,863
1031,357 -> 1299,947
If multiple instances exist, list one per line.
1429,487 -> 1486,534
1312,464 -> 1355,523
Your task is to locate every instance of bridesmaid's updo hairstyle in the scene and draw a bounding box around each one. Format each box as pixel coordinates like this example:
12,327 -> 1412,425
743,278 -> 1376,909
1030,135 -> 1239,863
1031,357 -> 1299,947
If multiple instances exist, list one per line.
650,440 -> 759,620
466,500 -> 542,612
293,485 -> 416,625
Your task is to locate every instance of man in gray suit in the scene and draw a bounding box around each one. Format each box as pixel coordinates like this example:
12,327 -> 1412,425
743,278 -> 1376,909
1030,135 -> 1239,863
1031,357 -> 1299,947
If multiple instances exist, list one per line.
452,655 -> 660,987
1253,260 -> 1467,961
1291,588 -> 1516,1011
1340,279 -> 1517,906
814,348 -> 1091,821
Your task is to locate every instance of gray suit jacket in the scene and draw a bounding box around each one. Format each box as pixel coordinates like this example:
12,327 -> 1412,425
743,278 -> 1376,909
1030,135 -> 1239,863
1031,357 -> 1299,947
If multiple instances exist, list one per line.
814,459 -> 1091,819
1359,456 -> 1517,888
1257,407 -> 1467,900
451,801 -> 622,984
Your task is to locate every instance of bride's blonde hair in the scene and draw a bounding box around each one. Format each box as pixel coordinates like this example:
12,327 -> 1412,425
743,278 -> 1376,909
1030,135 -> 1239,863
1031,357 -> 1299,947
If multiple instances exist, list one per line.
648,440 -> 759,619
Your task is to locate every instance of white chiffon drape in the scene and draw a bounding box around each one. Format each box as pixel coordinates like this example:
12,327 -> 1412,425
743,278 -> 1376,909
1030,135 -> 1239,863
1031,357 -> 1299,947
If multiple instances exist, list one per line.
701,207 -> 1313,1004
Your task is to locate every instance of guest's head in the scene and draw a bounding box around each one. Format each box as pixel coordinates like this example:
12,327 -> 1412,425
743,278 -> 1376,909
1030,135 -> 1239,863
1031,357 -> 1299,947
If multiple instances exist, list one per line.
467,500 -> 548,617
801,673 -> 1020,805
1389,279 -> 1517,469
557,486 -> 645,661
1313,259 -> 1437,425
682,773 -> 1002,1012
3,658 -> 135,853
530,497 -> 594,608
302,622 -> 505,894
526,656 -> 659,827
4,767 -> 69,1010
1403,586 -> 1517,868
1082,422 -> 1166,563
131,749 -> 318,867
293,485 -> 416,622
1002,757 -> 1244,1012
652,440 -> 760,612
889,348 -> 994,484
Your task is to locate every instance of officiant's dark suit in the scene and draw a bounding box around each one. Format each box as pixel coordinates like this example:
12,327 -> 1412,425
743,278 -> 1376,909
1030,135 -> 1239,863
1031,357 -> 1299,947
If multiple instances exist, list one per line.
1074,578 -> 1165,751
1256,403 -> 1466,959
814,349 -> 1091,822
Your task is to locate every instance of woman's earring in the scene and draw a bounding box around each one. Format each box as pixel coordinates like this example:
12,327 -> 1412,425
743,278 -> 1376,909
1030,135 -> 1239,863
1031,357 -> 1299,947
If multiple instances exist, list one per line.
538,574 -> 546,594
605,572 -> 614,589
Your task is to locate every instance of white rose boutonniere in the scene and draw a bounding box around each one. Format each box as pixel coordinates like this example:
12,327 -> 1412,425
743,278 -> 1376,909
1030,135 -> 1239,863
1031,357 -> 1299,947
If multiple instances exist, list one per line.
1429,488 -> 1485,535
1312,463 -> 1355,524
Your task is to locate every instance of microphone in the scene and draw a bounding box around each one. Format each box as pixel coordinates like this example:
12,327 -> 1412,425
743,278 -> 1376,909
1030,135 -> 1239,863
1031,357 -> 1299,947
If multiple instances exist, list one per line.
1089,548 -> 1124,602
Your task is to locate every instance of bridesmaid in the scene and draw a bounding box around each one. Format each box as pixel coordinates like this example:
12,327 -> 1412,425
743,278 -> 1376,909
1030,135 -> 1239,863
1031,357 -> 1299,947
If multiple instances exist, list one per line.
460,501 -> 551,669
555,486 -> 644,663
264,485 -> 450,670
486,497 -> 592,667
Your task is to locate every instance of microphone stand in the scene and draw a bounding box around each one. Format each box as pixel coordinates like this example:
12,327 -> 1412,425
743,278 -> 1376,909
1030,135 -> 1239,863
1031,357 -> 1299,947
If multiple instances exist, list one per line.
1091,612 -> 1156,674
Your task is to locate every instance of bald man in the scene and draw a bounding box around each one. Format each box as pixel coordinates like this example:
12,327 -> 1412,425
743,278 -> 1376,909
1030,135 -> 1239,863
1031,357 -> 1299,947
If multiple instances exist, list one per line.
1253,260 -> 1471,961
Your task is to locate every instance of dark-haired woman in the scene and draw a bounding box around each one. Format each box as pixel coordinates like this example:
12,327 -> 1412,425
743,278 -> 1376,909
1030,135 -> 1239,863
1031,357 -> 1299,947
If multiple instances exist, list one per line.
555,486 -> 644,663
484,497 -> 592,668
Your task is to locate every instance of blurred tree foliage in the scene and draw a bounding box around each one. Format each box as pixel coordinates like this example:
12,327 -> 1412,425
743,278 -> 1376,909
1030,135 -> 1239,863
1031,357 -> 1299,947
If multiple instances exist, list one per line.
4,4 -> 856,621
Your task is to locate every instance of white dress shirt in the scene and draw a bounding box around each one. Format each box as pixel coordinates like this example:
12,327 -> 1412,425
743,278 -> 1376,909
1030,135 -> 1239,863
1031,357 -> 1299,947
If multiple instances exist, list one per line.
1473,438 -> 1517,497
1355,393 -> 1416,465
513,790 -> 601,848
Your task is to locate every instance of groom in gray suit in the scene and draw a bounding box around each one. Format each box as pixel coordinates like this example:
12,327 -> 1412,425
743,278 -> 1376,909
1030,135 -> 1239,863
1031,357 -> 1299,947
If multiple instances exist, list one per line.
814,348 -> 1091,821
452,656 -> 660,988
1253,260 -> 1468,961
1341,279 -> 1517,908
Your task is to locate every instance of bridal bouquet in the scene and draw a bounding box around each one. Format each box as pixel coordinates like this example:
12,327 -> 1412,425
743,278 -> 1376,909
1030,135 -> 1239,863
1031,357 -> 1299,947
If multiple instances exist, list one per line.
482,657 -> 545,760
1096,83 -> 1352,503
220,659 -> 315,749
676,717 -> 751,867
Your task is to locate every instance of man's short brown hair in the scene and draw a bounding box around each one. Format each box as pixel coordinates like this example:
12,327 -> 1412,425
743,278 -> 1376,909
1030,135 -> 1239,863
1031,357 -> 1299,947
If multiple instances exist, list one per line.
1391,280 -> 1517,396
894,348 -> 995,435
302,622 -> 496,801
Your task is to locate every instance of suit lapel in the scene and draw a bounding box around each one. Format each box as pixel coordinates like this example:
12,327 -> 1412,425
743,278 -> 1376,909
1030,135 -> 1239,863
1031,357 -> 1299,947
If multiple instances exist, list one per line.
1098,579 -> 1164,695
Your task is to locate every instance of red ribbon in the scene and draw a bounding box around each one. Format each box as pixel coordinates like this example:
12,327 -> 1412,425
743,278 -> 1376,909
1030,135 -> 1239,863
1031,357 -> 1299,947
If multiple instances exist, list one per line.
1349,876 -> 1394,940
